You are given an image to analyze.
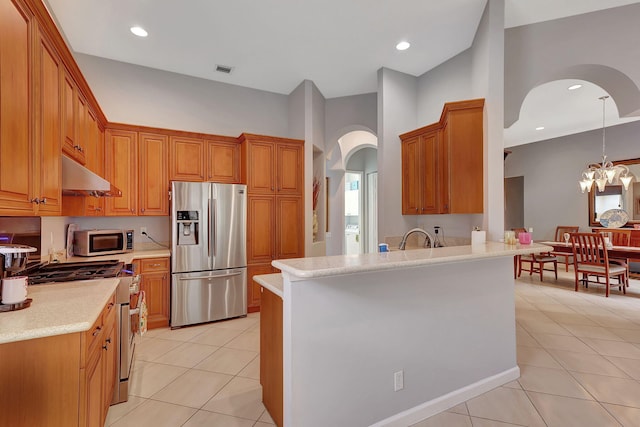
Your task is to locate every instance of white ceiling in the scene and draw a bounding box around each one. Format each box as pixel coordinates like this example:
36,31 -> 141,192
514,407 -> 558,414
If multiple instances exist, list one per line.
44,0 -> 640,146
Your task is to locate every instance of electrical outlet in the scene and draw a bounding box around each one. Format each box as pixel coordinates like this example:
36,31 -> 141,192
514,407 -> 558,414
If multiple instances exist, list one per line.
394,370 -> 404,392
140,227 -> 147,236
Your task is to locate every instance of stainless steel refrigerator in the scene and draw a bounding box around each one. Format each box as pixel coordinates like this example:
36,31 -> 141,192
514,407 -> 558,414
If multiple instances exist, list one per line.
170,181 -> 247,328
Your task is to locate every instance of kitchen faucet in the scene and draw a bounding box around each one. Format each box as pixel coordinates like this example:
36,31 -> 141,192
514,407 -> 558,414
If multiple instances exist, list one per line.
398,228 -> 435,250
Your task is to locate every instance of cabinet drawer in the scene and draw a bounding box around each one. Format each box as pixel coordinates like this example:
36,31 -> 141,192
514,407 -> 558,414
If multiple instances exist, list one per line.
85,312 -> 104,357
140,257 -> 170,272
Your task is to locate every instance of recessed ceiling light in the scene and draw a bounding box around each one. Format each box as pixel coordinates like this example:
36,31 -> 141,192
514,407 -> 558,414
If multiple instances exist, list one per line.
396,41 -> 410,51
535,126 -> 545,131
130,26 -> 148,37
568,84 -> 582,91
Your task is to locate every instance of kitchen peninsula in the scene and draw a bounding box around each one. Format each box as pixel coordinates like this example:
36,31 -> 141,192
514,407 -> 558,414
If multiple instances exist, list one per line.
256,242 -> 551,427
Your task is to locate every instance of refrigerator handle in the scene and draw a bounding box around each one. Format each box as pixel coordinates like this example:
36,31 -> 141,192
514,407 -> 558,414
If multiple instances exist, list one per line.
211,198 -> 217,257
207,199 -> 211,258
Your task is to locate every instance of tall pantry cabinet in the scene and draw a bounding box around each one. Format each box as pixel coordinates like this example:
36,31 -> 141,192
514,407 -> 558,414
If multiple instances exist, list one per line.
240,134 -> 304,312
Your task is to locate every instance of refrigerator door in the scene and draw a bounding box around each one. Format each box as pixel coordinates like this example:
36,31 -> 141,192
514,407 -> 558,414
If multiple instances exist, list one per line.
171,268 -> 247,327
171,181 -> 211,273
211,183 -> 247,270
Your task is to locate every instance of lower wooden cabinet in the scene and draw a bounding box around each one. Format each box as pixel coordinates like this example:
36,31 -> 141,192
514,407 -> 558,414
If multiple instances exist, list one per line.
247,263 -> 277,312
0,292 -> 116,427
135,257 -> 170,329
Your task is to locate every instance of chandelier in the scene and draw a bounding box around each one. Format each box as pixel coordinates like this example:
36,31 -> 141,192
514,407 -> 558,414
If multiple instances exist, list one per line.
579,95 -> 633,193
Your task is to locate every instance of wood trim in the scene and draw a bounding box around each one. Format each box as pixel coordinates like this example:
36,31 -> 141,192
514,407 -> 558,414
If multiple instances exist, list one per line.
24,0 -> 107,127
108,122 -> 239,143
400,98 -> 485,140
238,133 -> 304,146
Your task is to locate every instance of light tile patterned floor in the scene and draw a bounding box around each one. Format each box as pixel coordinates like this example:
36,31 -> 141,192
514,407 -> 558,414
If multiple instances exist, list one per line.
107,267 -> 640,426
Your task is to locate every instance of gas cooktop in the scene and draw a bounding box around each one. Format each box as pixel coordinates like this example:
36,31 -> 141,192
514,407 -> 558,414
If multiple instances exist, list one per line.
25,260 -> 124,285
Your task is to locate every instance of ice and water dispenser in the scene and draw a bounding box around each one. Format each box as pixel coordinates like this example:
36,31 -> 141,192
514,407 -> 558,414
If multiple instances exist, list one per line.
176,211 -> 199,245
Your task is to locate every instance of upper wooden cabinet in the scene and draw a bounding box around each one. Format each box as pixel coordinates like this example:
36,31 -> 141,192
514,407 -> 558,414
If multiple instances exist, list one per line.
400,98 -> 484,215
139,132 -> 169,215
240,134 -> 303,195
0,0 -> 35,215
206,137 -> 241,183
61,69 -> 87,164
170,136 -> 205,181
34,25 -> 62,215
105,129 -> 137,216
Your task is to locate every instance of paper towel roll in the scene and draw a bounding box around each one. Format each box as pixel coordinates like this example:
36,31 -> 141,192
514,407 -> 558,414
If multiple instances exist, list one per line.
471,230 -> 486,246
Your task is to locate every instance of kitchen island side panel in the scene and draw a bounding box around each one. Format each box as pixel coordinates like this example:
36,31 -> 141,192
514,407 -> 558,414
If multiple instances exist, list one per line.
284,256 -> 517,427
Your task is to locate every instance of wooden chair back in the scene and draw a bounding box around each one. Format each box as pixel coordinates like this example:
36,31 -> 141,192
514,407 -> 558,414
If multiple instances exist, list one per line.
554,226 -> 579,241
604,229 -> 631,246
571,233 -> 609,266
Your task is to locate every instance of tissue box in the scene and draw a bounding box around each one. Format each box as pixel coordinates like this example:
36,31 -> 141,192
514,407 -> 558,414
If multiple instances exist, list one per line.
471,230 -> 486,246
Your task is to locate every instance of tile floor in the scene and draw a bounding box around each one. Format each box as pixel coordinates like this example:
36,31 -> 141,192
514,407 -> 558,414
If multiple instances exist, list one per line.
107,267 -> 640,427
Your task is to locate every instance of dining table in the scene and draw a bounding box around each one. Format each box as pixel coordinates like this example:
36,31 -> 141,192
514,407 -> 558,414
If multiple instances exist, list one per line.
539,241 -> 640,278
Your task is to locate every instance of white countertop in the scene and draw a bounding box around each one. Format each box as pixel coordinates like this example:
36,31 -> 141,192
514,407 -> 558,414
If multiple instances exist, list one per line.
272,241 -> 552,279
253,273 -> 283,298
0,278 -> 119,345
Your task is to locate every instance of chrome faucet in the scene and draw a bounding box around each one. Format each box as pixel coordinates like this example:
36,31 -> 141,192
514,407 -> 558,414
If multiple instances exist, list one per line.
398,228 -> 435,250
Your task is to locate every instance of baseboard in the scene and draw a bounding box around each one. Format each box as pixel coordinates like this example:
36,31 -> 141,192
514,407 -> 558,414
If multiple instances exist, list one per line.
370,366 -> 521,427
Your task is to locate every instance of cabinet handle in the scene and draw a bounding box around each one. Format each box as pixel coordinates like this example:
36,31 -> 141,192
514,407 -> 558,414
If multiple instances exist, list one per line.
149,263 -> 161,267
141,208 -> 145,213
271,187 -> 274,191
31,198 -> 40,204
95,207 -> 102,211
131,208 -> 134,213
107,302 -> 114,309
92,326 -> 102,336
40,197 -> 47,205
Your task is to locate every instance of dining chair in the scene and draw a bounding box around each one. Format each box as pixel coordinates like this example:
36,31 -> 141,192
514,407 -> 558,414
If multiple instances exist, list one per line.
550,226 -> 579,272
513,228 -> 558,281
595,228 -> 631,287
571,232 -> 627,297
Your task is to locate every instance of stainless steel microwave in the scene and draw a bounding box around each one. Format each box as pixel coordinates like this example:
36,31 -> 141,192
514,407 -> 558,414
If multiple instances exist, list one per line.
73,229 -> 134,256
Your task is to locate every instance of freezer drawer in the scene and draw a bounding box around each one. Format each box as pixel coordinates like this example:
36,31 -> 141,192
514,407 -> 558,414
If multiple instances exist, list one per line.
171,268 -> 247,328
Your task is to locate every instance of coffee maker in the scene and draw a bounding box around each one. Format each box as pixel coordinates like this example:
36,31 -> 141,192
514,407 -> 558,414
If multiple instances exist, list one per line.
0,244 -> 36,302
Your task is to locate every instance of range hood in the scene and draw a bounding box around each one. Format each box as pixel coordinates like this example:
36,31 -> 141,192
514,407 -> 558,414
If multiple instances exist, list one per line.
61,156 -> 122,197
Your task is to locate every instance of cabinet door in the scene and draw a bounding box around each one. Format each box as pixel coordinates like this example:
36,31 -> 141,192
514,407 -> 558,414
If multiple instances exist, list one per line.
207,139 -> 240,183
276,142 -> 303,195
247,195 -> 275,264
84,349 -> 103,427
105,129 -> 137,215
247,263 -> 273,312
62,70 -> 77,160
170,136 -> 205,181
139,132 -> 169,215
141,271 -> 170,329
246,141 -> 274,193
447,108 -> 483,213
35,29 -> 62,215
276,196 -> 304,259
85,111 -> 105,215
401,136 -> 421,215
0,0 -> 35,215
260,285 -> 283,427
74,93 -> 88,164
419,132 -> 440,214
102,320 -> 116,414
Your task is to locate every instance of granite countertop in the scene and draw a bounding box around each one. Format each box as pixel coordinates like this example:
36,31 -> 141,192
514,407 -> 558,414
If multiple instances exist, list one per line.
0,278 -> 119,345
272,241 -> 552,279
253,273 -> 283,299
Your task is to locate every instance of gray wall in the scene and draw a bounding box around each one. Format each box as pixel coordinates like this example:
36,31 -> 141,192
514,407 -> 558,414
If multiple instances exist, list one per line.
505,120 -> 640,241
76,54 -> 290,137
504,3 -> 640,128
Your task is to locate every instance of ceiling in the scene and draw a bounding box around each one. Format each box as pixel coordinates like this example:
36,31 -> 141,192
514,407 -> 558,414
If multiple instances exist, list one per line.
44,0 -> 640,146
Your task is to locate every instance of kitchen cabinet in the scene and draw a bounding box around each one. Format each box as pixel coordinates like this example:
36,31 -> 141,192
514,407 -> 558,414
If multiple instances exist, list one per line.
170,136 -> 205,181
260,284 -> 283,427
139,132 -> 169,215
206,137 -> 241,183
61,69 -> 87,164
400,98 -> 484,215
0,292 -> 116,427
134,257 -> 170,329
401,129 -> 440,215
34,25 -> 62,215
0,0 -> 34,215
105,129 -> 137,216
240,134 -> 304,312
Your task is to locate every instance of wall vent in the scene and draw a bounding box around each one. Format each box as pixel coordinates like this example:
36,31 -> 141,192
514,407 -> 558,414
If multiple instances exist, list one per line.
215,64 -> 233,74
